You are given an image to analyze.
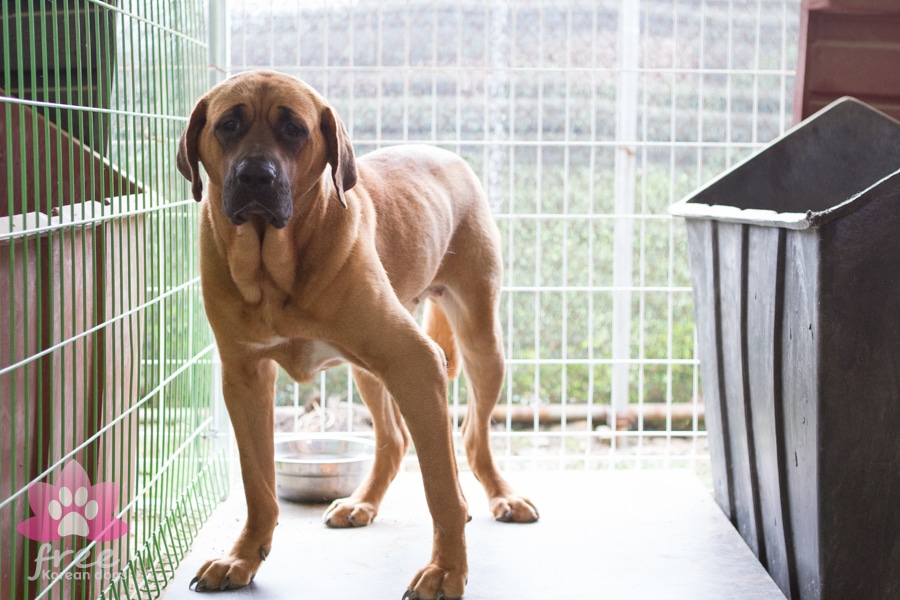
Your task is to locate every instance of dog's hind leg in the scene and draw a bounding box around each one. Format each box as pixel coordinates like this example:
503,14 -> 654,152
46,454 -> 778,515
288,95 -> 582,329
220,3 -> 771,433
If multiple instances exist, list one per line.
431,296 -> 539,524
323,365 -> 410,528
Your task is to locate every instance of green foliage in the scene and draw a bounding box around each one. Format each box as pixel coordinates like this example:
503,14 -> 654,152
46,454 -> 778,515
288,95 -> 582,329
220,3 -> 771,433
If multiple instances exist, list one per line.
497,160 -> 697,409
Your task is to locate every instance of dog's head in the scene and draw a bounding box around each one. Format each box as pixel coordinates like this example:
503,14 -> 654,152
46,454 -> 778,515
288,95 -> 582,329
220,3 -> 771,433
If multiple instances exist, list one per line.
177,71 -> 357,229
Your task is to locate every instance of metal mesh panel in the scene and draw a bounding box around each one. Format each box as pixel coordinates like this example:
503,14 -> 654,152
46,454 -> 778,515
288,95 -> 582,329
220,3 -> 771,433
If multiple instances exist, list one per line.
226,0 -> 799,474
1,1 -> 224,599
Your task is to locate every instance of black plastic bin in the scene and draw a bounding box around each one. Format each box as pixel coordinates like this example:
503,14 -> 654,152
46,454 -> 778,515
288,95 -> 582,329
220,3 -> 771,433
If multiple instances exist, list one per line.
671,97 -> 900,600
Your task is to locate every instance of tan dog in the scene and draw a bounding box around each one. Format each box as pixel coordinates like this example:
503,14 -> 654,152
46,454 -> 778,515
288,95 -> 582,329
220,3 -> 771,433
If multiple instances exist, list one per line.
177,70 -> 538,599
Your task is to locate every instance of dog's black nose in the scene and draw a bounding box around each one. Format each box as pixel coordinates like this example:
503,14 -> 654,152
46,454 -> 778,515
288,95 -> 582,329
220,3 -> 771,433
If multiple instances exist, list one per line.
223,155 -> 292,228
236,159 -> 277,187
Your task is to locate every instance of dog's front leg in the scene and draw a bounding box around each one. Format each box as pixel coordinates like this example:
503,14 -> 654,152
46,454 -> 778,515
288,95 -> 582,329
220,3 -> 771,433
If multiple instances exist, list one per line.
372,333 -> 469,600
192,357 -> 279,592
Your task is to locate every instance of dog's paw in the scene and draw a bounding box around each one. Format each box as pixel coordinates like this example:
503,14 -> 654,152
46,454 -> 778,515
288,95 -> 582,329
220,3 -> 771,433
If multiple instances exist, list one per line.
323,498 -> 378,528
490,494 -> 539,523
403,562 -> 466,600
189,547 -> 268,592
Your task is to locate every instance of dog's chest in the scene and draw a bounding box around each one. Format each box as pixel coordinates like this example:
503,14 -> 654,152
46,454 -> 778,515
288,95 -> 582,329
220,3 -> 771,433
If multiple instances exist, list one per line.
245,336 -> 345,383
303,340 -> 345,372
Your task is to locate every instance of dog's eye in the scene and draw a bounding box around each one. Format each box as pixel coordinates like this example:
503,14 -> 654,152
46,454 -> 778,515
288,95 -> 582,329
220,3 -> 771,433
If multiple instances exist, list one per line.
217,119 -> 239,134
284,123 -> 307,139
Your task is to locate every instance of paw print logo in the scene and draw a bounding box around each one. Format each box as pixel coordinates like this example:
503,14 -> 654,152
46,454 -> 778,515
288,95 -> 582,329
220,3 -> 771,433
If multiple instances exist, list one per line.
17,460 -> 129,542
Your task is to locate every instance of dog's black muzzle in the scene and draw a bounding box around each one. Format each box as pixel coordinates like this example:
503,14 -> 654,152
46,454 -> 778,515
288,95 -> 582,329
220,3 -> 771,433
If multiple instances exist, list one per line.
223,156 -> 292,229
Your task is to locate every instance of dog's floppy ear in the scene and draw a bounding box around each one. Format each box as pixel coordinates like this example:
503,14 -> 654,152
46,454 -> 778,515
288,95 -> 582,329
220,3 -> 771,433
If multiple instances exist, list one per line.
320,106 -> 357,208
177,97 -> 209,202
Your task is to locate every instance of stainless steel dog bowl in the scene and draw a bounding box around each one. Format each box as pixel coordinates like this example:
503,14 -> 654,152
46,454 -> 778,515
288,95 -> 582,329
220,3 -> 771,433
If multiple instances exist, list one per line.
274,434 -> 375,503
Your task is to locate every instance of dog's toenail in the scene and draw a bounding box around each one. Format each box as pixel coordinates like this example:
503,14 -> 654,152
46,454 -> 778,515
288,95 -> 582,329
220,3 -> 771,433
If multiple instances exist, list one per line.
189,576 -> 200,589
259,547 -> 269,561
219,576 -> 230,591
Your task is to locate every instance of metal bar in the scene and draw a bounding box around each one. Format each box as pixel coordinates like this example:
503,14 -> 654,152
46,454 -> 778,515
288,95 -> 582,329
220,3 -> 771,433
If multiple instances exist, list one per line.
611,0 -> 640,431
223,63 -> 797,76
0,94 -> 190,121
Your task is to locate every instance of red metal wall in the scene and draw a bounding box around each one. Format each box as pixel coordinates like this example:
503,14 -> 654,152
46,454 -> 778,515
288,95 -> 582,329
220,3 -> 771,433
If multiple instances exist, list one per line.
795,0 -> 900,122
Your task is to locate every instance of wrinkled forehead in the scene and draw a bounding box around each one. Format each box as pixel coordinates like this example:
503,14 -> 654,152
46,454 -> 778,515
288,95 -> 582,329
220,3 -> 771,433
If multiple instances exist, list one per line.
206,72 -> 325,123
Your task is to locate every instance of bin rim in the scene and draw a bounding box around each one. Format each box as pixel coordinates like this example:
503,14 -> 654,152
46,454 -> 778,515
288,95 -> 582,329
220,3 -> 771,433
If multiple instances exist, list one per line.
669,166 -> 900,230
669,97 -> 900,230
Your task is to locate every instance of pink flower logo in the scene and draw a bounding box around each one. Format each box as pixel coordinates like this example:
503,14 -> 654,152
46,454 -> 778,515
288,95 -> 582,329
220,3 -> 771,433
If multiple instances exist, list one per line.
17,460 -> 129,542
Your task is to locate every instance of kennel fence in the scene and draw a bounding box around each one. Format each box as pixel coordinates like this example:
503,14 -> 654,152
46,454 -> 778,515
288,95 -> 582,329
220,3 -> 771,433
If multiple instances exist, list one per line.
1,1 -> 225,599
227,0 -> 800,472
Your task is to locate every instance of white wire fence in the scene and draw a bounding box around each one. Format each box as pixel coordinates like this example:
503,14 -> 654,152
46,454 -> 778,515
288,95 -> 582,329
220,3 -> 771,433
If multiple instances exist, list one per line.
226,0 -> 800,474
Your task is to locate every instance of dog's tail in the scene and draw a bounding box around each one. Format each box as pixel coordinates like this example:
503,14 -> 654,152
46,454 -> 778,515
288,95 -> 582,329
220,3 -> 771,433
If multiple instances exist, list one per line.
423,300 -> 460,380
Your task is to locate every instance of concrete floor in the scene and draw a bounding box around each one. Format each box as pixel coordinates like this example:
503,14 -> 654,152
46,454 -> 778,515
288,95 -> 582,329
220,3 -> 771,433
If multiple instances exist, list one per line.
163,470 -> 785,600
